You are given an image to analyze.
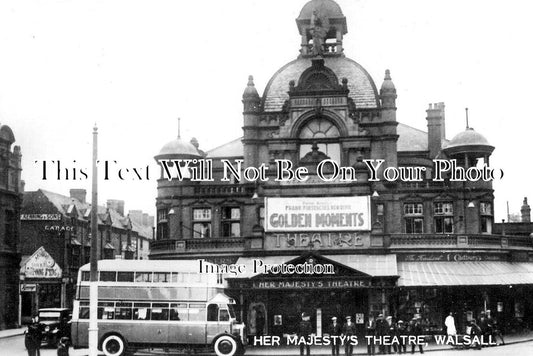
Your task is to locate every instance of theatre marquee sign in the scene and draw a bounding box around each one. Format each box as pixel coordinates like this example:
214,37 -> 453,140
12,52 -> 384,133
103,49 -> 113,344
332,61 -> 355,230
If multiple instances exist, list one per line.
265,196 -> 371,232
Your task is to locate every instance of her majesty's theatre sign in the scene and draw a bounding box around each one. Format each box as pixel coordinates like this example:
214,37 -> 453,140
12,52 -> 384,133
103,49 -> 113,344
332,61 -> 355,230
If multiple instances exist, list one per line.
264,197 -> 371,250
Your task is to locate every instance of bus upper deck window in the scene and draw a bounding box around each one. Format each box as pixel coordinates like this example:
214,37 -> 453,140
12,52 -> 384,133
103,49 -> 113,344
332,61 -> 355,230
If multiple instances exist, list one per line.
117,272 -> 134,282
100,271 -> 117,282
81,271 -> 90,281
153,272 -> 170,283
135,272 -> 152,283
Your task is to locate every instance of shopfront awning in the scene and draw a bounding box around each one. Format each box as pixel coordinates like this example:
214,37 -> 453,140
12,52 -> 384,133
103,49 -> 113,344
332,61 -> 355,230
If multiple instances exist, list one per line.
325,254 -> 398,277
231,254 -> 398,279
398,261 -> 533,287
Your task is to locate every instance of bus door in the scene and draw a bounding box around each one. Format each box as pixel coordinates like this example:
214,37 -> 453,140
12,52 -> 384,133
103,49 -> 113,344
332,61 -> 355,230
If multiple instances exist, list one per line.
186,303 -> 207,344
206,304 -> 231,343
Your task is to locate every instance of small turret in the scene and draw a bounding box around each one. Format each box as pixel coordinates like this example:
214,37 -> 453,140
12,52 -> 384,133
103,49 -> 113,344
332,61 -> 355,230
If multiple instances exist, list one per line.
521,197 -> 531,223
380,69 -> 397,109
242,75 -> 261,114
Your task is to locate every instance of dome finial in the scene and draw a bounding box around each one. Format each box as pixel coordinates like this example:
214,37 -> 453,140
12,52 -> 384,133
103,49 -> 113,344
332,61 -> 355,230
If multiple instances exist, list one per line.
243,75 -> 259,99
465,108 -> 470,129
248,75 -> 254,86
177,117 -> 181,139
385,69 -> 391,80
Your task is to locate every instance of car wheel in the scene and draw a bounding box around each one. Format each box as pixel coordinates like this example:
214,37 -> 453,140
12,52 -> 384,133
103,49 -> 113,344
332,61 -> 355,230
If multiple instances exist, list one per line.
101,334 -> 126,356
214,335 -> 239,356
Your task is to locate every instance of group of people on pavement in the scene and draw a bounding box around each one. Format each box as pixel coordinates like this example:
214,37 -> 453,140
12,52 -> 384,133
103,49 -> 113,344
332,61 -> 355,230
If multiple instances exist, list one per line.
446,310 -> 505,349
24,315 -> 70,356
365,314 -> 424,355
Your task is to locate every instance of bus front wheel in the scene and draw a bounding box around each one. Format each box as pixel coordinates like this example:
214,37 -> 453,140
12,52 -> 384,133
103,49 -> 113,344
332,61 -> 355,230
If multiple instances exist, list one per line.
213,335 -> 240,356
101,334 -> 127,356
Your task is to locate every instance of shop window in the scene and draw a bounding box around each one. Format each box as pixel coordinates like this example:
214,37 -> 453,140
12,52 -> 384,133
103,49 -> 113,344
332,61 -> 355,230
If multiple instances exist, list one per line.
71,246 -> 80,267
375,203 -> 384,227
221,207 -> 240,237
480,202 -> 493,234
259,207 -> 265,227
298,117 -> 341,164
434,202 -> 454,234
192,208 -> 211,238
404,203 -> 424,234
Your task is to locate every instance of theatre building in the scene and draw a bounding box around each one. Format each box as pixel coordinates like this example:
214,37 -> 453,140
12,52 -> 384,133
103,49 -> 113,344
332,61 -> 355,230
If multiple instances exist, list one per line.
151,0 -> 533,337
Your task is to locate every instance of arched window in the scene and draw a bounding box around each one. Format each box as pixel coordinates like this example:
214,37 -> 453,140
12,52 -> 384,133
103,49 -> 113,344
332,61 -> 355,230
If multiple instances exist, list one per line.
298,117 -> 341,163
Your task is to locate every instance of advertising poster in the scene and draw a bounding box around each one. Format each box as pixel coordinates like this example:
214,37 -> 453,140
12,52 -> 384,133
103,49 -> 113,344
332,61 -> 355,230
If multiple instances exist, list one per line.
1,0 -> 533,355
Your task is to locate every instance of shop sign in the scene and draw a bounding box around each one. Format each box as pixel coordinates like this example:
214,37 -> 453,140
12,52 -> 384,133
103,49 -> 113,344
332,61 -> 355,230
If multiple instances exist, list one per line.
21,214 -> 62,221
251,279 -> 371,289
22,247 -> 62,278
265,197 -> 371,232
398,253 -> 504,262
21,284 -> 37,292
265,232 -> 369,250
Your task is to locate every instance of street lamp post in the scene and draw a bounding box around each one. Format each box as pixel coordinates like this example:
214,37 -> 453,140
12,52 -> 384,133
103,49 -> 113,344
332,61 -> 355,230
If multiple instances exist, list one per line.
89,125 -> 99,356
18,272 -> 25,326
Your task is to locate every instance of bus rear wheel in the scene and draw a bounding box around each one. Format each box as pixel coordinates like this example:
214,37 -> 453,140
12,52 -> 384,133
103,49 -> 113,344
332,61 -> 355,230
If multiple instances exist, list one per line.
213,335 -> 239,356
101,334 -> 127,356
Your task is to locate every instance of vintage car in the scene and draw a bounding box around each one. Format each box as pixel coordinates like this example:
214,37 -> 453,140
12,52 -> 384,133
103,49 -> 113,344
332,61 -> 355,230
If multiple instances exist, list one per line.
38,308 -> 71,346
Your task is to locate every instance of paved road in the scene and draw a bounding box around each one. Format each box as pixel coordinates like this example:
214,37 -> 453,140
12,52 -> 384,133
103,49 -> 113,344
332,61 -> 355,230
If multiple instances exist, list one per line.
2,334 -> 532,356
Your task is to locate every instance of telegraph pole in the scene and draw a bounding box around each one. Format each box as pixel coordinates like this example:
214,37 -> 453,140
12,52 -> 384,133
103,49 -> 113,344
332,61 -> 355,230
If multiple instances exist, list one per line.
89,125 -> 99,356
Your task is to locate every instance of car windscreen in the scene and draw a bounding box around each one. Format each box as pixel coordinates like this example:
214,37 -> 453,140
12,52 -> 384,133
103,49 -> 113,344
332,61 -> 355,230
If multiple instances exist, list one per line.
39,311 -> 61,321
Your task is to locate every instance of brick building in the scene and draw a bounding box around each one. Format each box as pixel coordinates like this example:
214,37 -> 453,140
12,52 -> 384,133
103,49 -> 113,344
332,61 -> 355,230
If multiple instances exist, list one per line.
0,124 -> 22,330
151,0 -> 533,337
19,189 -> 153,323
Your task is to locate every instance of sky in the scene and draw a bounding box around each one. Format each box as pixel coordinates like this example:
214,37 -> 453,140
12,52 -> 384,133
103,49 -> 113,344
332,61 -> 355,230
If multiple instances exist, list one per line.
1,0 -> 532,221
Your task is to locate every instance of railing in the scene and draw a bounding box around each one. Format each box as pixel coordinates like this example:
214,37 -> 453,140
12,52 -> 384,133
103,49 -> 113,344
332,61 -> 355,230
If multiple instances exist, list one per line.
390,234 -> 533,249
193,185 -> 253,196
150,238 -> 244,255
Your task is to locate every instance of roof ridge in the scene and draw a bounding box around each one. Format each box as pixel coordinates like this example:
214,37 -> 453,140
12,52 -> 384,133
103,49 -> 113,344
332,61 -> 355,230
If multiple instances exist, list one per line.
206,136 -> 243,154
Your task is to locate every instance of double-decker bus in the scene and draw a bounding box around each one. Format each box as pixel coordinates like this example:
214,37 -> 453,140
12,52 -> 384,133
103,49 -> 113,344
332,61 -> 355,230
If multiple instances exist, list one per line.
70,260 -> 245,356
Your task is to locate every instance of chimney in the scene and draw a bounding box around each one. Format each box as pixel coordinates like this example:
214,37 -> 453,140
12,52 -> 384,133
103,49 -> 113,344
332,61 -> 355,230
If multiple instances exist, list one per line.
521,197 -> 531,223
70,188 -> 87,204
426,102 -> 446,159
107,199 -> 125,216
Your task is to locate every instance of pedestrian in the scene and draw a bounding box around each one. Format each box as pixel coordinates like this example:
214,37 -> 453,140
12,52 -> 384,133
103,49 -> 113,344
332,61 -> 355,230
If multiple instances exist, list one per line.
386,316 -> 397,354
329,316 -> 342,356
365,316 -> 376,355
468,319 -> 482,350
444,312 -> 456,336
342,316 -> 357,356
397,320 -> 407,354
408,317 -> 424,354
57,337 -> 70,356
29,316 -> 43,356
375,314 -> 387,354
298,312 -> 312,356
486,310 -> 505,345
478,311 -> 489,340
24,326 -> 37,356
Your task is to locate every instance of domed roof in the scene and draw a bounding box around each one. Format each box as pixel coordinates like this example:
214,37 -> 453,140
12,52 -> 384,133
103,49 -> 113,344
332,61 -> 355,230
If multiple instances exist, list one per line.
443,128 -> 494,156
446,128 -> 491,148
156,137 -> 201,159
298,0 -> 344,20
262,56 -> 379,112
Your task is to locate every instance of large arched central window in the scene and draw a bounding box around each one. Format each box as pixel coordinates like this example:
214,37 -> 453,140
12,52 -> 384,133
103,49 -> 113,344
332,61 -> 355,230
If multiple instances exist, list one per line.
298,117 -> 341,163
